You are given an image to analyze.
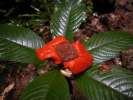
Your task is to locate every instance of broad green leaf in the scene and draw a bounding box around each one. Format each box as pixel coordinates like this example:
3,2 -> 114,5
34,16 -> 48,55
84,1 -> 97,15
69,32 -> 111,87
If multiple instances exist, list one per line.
50,0 -> 86,41
20,70 -> 70,100
0,24 -> 43,48
76,66 -> 133,100
0,24 -> 44,63
84,31 -> 133,64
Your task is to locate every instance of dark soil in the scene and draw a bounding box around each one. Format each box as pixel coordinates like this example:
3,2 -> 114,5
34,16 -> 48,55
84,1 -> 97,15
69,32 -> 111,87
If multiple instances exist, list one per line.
0,0 -> 133,100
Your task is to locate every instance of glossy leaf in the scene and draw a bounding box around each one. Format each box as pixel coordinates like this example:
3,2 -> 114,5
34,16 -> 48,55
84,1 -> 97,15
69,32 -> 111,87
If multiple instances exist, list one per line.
0,24 -> 44,63
0,24 -> 43,49
50,0 -> 86,41
20,70 -> 70,100
84,31 -> 133,63
76,66 -> 133,100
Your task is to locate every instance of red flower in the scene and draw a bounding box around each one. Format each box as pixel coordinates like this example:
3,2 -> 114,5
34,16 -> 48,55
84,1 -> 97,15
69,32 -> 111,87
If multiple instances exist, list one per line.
36,36 -> 93,74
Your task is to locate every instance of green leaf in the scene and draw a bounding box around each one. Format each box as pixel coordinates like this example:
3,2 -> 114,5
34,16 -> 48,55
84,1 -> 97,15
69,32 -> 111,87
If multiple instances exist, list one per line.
50,0 -> 86,41
0,24 -> 43,48
84,31 -> 133,64
20,70 -> 70,100
0,24 -> 44,64
76,66 -> 133,100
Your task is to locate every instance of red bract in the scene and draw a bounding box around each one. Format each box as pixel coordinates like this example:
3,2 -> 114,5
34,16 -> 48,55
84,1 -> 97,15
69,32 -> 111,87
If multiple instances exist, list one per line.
35,36 -> 93,74
36,36 -> 67,64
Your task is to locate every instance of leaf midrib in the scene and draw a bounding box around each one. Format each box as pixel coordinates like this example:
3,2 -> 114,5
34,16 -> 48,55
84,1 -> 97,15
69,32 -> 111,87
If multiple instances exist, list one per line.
63,3 -> 74,41
0,37 -> 34,50
64,5 -> 71,36
89,37 -> 129,52
88,74 -> 130,99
